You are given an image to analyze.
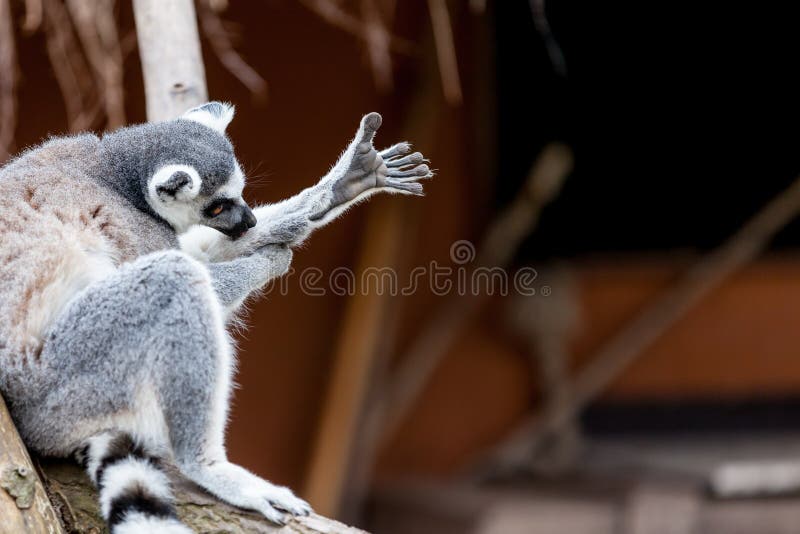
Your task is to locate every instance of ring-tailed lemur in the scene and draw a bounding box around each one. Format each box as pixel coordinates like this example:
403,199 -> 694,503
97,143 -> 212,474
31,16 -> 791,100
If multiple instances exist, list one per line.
0,102 -> 431,533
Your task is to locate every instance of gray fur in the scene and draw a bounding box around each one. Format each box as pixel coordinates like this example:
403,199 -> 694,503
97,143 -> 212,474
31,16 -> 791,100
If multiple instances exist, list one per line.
98,119 -> 236,217
0,103 -> 431,532
13,251 -> 220,453
207,246 -> 292,310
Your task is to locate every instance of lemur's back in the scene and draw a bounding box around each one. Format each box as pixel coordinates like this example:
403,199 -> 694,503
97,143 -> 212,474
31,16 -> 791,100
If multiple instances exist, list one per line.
0,134 -> 175,376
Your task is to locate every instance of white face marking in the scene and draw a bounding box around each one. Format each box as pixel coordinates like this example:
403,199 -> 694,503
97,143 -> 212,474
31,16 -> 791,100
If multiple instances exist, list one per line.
147,164 -> 202,233
214,163 -> 245,200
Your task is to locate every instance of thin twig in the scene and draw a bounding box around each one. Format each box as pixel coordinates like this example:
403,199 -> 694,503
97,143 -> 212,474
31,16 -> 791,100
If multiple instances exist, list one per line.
0,0 -> 17,161
469,0 -> 487,15
427,0 -> 462,105
198,2 -> 268,100
529,0 -> 567,77
66,0 -> 126,129
42,0 -> 101,132
94,0 -> 126,127
119,29 -> 138,59
207,0 -> 228,12
361,0 -> 393,91
22,0 -> 44,33
300,0 -> 371,37
298,0 -> 414,54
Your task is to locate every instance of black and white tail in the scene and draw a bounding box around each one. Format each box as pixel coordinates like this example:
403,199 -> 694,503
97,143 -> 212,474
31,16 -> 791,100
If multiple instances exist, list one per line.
75,432 -> 193,534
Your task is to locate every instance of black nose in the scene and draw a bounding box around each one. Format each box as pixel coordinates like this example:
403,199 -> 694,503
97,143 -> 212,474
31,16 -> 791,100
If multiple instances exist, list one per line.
224,205 -> 257,240
242,206 -> 257,229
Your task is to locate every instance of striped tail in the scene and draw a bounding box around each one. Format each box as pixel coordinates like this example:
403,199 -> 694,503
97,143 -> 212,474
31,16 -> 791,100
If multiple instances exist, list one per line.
75,432 -> 193,534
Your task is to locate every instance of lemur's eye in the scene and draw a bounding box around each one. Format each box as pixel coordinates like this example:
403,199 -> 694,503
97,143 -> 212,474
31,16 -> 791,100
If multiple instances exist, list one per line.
205,199 -> 233,218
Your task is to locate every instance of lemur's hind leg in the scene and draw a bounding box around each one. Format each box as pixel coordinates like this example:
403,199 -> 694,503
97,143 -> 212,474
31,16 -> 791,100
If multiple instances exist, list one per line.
36,249 -> 308,526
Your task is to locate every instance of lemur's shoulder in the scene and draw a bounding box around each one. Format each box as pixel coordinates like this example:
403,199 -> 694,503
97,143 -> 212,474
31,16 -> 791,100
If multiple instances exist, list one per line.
0,133 -> 101,179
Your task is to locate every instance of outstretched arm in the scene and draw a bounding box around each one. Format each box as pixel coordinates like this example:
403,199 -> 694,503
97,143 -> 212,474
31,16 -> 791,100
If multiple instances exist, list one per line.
180,112 -> 431,263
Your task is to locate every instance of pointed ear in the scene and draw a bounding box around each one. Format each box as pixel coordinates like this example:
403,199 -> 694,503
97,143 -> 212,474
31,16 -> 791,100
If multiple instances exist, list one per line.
182,101 -> 235,134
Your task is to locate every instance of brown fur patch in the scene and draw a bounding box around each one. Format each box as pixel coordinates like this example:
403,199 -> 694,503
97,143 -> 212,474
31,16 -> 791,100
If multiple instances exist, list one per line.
23,186 -> 42,210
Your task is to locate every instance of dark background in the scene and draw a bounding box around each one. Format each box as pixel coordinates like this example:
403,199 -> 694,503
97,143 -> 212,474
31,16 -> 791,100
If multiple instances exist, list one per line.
497,2 -> 800,257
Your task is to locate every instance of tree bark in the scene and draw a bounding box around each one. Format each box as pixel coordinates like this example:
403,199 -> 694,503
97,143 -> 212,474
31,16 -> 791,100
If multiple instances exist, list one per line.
38,457 -> 365,534
133,0 -> 208,121
4,392 -> 367,534
0,394 -> 65,534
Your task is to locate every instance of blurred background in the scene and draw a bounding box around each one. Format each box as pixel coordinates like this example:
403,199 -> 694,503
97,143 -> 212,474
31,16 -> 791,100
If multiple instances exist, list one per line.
3,1 -> 800,532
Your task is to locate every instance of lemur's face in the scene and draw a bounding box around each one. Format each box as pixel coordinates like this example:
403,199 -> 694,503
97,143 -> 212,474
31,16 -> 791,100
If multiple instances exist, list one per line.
146,102 -> 257,238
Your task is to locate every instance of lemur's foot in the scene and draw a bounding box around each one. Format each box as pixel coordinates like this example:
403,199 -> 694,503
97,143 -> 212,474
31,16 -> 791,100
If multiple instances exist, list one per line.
186,461 -> 311,525
315,112 -> 432,220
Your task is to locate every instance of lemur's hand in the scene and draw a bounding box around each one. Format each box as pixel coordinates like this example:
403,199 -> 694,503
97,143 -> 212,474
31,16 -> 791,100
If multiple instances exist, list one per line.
254,243 -> 293,278
311,112 -> 432,221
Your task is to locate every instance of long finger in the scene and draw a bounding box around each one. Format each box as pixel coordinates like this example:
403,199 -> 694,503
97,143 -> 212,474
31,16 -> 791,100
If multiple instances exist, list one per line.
379,142 -> 411,159
387,164 -> 430,178
385,152 -> 427,168
385,179 -> 424,195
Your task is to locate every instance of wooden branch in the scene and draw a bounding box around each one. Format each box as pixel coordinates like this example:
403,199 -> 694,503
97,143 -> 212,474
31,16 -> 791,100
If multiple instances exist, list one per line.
133,0 -> 208,121
197,3 -> 268,100
66,0 -> 127,129
38,458 -> 365,534
297,0 -> 414,55
0,0 -> 17,161
4,390 -> 367,533
427,0 -> 462,105
0,394 -> 65,534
